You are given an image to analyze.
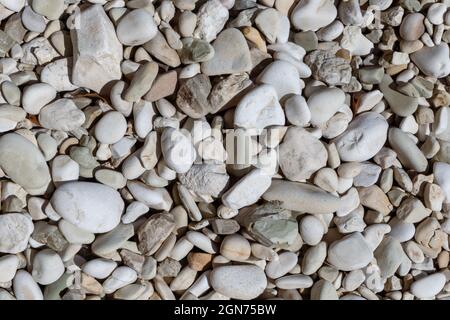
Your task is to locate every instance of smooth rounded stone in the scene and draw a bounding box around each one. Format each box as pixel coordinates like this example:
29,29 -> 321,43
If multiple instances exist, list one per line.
317,20 -> 343,42
265,252 -> 298,279
263,180 -> 341,214
307,87 -> 345,126
0,133 -> 51,195
32,0 -> 64,20
210,265 -> 267,300
234,84 -> 285,129
433,162 -> 450,203
37,133 -> 57,161
179,11 -> 197,38
92,224 -> 134,258
400,13 -> 425,41
0,255 -> 19,282
353,163 -> 381,187
388,128 -> 427,172
51,182 -> 124,233
275,275 -> 313,289
127,181 -> 173,211
256,60 -> 302,99
410,273 -> 446,299
291,0 -> 337,31
333,112 -> 388,162
379,75 -> 418,117
51,155 -> 79,183
39,99 -> 85,132
95,169 -> 126,189
32,249 -> 65,285
125,62 -> 159,102
103,266 -> 138,294
302,242 -> 327,275
186,231 -> 217,254
374,236 -> 405,279
279,127 -> 327,181
342,269 -> 365,291
427,3 -> 447,25
116,9 -> 157,46
411,44 -> 450,79
299,215 -> 325,246
82,258 -> 117,279
284,95 -> 311,127
0,105 -> 26,132
41,58 -> 78,92
0,0 -> 25,12
122,201 -> 149,224
388,217 -> 415,243
161,127 -> 196,174
222,168 -> 272,210
23,7 -> 47,32
201,28 -> 251,76
255,8 -> 282,44
311,279 -> 339,300
59,219 -> 95,245
95,111 -> 127,145
71,5 -> 123,93
327,232 -> 373,271
13,270 -> 43,300
220,234 -> 251,261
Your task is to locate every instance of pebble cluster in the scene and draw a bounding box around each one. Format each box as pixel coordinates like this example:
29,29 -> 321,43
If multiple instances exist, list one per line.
0,0 -> 449,301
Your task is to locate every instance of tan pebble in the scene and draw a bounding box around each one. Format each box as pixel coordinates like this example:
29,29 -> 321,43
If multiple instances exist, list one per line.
220,234 -> 251,262
241,26 -> 267,52
187,252 -> 213,271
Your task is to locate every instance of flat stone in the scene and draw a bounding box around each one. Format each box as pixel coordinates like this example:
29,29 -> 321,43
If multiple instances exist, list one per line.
210,265 -> 267,300
410,273 -> 446,299
137,212 -> 175,256
176,73 -> 212,118
388,128 -> 428,172
39,99 -> 85,132
202,28 -> 252,76
327,232 -> 373,271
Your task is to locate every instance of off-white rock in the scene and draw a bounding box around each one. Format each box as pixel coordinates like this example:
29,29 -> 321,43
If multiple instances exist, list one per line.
299,215 -> 325,246
0,133 -> 51,195
256,60 -> 302,98
433,162 -> 450,203
161,127 -> 196,174
32,249 -> 65,285
127,181 -> 173,211
103,266 -> 138,294
340,26 -> 373,56
39,99 -> 85,132
95,111 -> 127,145
265,252 -> 298,279
52,155 -> 79,182
411,44 -> 450,79
327,232 -> 373,271
71,5 -> 123,92
193,0 -> 229,42
279,127 -> 327,181
0,255 -> 19,282
308,87 -> 345,126
116,9 -> 157,46
82,258 -> 118,279
234,84 -> 285,129
22,83 -> 56,115
13,270 -> 43,300
284,95 -> 311,127
220,234 -> 251,261
275,275 -> 313,289
51,182 -> 124,233
388,128 -> 428,172
333,112 -> 389,162
263,180 -> 342,214
222,168 -> 272,210
291,0 -> 337,31
210,265 -> 267,300
410,273 -> 446,299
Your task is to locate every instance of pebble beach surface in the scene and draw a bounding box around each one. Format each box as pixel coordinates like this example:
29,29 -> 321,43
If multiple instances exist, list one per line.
0,0 -> 449,301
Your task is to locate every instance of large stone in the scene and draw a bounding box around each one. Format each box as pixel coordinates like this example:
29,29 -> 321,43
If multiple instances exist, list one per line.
70,5 -> 123,93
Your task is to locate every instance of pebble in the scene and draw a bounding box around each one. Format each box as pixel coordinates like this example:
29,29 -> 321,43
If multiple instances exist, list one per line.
210,265 -> 267,300
256,60 -> 302,98
0,255 -> 19,282
299,215 -> 325,246
327,232 -> 373,271
161,127 -> 196,174
22,83 -> 56,115
284,95 -> 311,127
0,133 -> 51,195
220,234 -> 251,261
265,252 -> 298,279
32,249 -> 65,285
291,0 -> 337,31
279,127 -> 327,181
95,111 -> 127,145
411,44 -> 450,79
51,182 -> 124,233
333,112 -> 388,162
410,273 -> 446,299
400,13 -> 425,41
116,9 -> 157,46
13,270 -> 43,300
39,99 -> 85,132
0,213 -> 33,253
82,259 -> 117,279
202,28 -> 251,76
388,128 -> 427,172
